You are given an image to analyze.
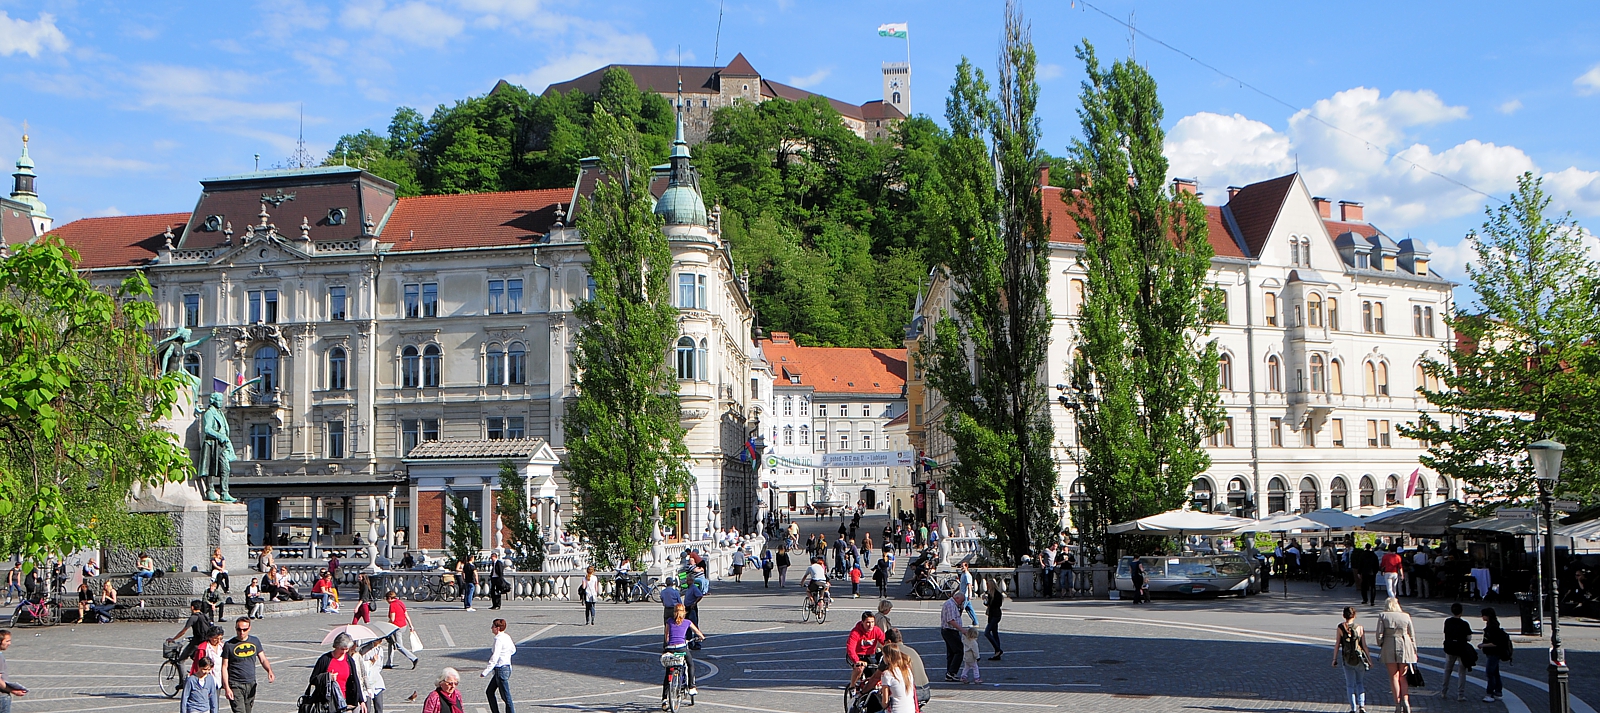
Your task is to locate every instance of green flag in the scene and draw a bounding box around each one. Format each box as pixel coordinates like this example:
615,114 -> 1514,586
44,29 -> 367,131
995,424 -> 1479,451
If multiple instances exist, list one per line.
877,22 -> 908,39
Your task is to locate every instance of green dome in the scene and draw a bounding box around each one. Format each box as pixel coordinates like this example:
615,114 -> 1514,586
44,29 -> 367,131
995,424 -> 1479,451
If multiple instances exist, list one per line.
655,184 -> 707,225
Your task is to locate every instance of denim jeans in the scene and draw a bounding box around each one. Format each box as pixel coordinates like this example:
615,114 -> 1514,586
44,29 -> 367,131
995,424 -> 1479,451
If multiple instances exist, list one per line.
1485,655 -> 1502,698
315,592 -> 334,612
1340,662 -> 1366,710
463,583 -> 476,609
983,617 -> 1001,653
485,665 -> 514,713
132,570 -> 156,594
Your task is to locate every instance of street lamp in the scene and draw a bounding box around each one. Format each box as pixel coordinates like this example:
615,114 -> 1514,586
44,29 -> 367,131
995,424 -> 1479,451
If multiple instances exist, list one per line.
1528,438 -> 1569,713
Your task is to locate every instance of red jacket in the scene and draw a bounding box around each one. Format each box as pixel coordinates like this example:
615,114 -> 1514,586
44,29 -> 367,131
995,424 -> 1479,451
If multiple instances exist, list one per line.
846,622 -> 885,664
1379,553 -> 1403,573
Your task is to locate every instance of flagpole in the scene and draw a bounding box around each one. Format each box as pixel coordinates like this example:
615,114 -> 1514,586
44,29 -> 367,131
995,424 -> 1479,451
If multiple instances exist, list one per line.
905,24 -> 911,115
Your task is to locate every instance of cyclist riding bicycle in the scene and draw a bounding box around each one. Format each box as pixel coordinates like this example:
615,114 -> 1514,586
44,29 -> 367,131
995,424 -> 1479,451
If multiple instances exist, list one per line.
846,611 -> 886,691
662,603 -> 704,710
800,556 -> 831,609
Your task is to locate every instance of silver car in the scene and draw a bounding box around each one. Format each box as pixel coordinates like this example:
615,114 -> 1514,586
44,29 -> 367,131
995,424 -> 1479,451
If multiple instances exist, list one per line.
1115,554 -> 1258,598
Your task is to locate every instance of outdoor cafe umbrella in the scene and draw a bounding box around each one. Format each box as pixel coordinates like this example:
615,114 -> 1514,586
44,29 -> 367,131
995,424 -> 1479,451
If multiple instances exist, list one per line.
1451,515 -> 1544,536
1303,508 -> 1367,530
1107,509 -> 1257,536
1234,513 -> 1331,533
1363,500 -> 1475,537
1556,518 -> 1600,541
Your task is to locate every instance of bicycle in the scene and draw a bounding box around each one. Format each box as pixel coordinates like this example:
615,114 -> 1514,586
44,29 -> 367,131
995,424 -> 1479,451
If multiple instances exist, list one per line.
15,594 -> 58,627
416,574 -> 459,602
158,639 -> 185,698
613,574 -> 663,604
843,653 -> 883,713
660,648 -> 696,711
911,573 -> 958,601
801,589 -> 831,624
1319,569 -> 1340,591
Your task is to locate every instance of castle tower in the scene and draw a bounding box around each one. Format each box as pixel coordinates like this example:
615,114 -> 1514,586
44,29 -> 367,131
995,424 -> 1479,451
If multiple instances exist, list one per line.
882,62 -> 911,117
11,130 -> 52,235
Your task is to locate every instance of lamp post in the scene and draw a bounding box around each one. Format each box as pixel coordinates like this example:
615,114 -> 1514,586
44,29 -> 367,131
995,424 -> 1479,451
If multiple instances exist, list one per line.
1528,438 -> 1569,713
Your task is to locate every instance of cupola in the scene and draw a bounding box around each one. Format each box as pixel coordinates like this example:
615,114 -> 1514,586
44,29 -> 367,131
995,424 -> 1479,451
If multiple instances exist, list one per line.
653,117 -> 708,226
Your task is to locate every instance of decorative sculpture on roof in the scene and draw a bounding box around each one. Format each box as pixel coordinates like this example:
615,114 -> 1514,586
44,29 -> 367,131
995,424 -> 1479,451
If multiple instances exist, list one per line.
154,326 -> 212,384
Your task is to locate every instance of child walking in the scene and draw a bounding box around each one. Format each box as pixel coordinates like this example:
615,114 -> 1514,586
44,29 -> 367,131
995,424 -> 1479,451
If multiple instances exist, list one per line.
849,563 -> 862,598
959,626 -> 982,684
180,657 -> 219,713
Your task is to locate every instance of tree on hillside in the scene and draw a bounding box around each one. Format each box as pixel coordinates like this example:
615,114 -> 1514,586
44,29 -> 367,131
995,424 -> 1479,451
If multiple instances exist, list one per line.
563,107 -> 693,564
1400,173 -> 1600,505
919,2 -> 1057,564
1063,43 -> 1223,558
493,459 -> 546,571
0,239 -> 192,565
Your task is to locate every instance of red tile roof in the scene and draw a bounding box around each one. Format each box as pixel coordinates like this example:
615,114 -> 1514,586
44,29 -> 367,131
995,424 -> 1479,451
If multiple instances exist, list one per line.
1224,174 -> 1297,257
382,189 -> 569,251
1322,218 -> 1378,239
721,53 -> 759,77
48,212 -> 189,269
1042,186 -> 1245,259
760,335 -> 906,395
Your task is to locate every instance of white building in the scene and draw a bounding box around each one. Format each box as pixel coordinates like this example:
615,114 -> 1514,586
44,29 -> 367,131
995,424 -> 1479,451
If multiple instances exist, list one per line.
48,120 -> 764,552
913,172 -> 1460,525
758,333 -> 907,513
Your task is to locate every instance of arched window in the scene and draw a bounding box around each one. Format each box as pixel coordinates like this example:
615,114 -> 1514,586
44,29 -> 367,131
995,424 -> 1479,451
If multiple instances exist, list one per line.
1267,477 -> 1287,515
422,344 -> 441,387
1376,362 -> 1389,396
1415,364 -> 1427,395
1290,240 -> 1300,266
486,345 -> 505,386
1359,476 -> 1375,507
1416,476 -> 1431,507
1302,237 -> 1313,267
329,347 -> 347,391
783,396 -> 793,416
1308,294 -> 1323,327
508,343 -> 526,384
402,346 -> 420,388
1298,477 -> 1319,513
1364,361 -> 1378,396
1226,476 -> 1251,517
676,337 -> 696,380
799,397 -> 809,416
1267,355 -> 1282,392
892,90 -> 901,104
783,425 -> 794,445
1327,298 -> 1340,331
1384,474 -> 1400,505
1309,354 -> 1326,393
1190,477 -> 1214,512
1330,359 -> 1344,394
799,425 -> 810,445
1218,354 -> 1233,391
183,352 -> 202,378
253,345 -> 279,393
1436,479 -> 1451,502
696,339 -> 708,381
1330,477 -> 1350,510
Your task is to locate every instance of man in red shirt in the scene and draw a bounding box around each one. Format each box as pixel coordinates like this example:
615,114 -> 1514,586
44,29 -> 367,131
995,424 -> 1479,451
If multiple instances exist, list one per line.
1378,545 -> 1405,600
384,590 -> 419,669
845,611 -> 885,689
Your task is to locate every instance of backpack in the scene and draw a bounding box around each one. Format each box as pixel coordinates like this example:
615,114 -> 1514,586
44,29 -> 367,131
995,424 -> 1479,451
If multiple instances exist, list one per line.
1339,624 -> 1367,667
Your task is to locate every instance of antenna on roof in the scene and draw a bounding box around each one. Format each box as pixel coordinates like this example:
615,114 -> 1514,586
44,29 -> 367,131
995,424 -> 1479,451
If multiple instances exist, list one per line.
713,0 -> 725,66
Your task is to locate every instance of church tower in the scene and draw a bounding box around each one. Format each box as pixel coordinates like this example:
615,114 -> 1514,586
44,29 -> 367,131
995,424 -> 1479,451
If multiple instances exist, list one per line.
882,62 -> 911,117
11,130 -> 51,236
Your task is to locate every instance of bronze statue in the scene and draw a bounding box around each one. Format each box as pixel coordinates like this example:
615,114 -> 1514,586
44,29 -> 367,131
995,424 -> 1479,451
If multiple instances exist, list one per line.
197,391 -> 238,502
154,326 -> 212,383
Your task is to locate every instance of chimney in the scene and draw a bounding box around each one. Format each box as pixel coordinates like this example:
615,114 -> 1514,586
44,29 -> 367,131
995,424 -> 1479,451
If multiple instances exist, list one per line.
1339,200 -> 1364,222
1172,177 -> 1198,196
1313,197 -> 1332,219
1226,186 -> 1243,200
1038,164 -> 1050,188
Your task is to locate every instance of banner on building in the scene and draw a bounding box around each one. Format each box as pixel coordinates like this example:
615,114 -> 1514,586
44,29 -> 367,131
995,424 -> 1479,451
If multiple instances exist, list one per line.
766,450 -> 915,469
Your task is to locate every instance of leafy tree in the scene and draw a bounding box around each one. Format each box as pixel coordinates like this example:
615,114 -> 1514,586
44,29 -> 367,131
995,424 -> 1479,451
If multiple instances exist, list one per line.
1062,43 -> 1223,557
1401,173 -> 1600,505
0,239 -> 191,565
493,459 -> 546,571
564,107 -> 693,564
446,493 -> 482,566
919,3 -> 1056,564
324,125 -> 422,196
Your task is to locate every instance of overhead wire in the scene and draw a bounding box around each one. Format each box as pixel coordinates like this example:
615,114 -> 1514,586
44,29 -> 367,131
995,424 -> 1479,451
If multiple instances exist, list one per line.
1073,0 -> 1506,204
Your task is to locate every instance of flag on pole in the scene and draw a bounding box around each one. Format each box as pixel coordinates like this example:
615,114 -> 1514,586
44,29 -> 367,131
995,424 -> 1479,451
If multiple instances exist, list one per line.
212,377 -> 229,395
741,438 -> 759,462
1404,468 -> 1420,500
877,22 -> 908,39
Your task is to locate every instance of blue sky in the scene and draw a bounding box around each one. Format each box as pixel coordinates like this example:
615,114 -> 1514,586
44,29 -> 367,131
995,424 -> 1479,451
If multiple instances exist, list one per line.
3,0 -> 1598,295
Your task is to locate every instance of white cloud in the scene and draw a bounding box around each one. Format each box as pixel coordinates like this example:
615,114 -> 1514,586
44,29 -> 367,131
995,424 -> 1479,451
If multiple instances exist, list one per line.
1543,166 -> 1600,215
788,67 -> 832,89
1037,63 -> 1064,81
91,206 -> 127,218
1497,99 -> 1522,115
340,0 -> 465,48
129,64 -> 301,122
1166,112 -> 1291,186
0,11 -> 68,57
1575,64 -> 1600,96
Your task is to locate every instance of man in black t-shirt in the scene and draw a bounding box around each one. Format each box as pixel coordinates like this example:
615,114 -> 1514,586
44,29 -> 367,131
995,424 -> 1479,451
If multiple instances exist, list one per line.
462,558 -> 480,611
167,600 -> 212,661
220,616 -> 275,713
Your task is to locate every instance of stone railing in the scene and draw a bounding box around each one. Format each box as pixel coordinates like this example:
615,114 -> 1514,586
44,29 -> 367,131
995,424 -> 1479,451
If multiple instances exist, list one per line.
968,568 -> 1016,596
939,536 -> 984,564
542,551 -> 588,573
371,570 -> 624,602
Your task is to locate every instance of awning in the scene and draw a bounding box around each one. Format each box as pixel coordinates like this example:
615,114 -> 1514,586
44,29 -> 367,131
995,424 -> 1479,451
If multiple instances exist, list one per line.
1236,513 -> 1332,533
1108,509 -> 1257,536
1363,500 -> 1476,536
1451,515 -> 1543,536
1303,508 -> 1367,530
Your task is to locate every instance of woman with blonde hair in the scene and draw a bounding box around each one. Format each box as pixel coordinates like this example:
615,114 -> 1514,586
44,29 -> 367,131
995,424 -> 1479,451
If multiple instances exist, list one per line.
582,566 -> 599,625
661,603 -> 704,709
1375,597 -> 1417,713
873,645 -> 917,713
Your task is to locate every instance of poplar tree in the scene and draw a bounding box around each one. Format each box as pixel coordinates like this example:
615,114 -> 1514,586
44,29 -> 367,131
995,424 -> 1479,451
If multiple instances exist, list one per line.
1063,43 -> 1223,557
564,107 -> 693,563
1401,173 -> 1600,504
921,3 -> 1056,564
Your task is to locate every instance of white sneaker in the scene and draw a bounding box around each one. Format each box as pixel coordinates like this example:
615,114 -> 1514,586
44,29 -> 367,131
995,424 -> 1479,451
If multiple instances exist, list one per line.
687,688 -> 697,696
466,607 -> 476,611
1482,696 -> 1496,703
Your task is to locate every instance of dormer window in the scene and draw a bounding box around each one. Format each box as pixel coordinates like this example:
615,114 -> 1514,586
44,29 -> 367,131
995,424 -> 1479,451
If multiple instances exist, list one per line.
1356,252 -> 1370,269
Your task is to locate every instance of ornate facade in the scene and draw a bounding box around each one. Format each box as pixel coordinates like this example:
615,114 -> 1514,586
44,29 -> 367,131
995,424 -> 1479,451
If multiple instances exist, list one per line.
48,123 -> 762,552
910,172 -> 1462,526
